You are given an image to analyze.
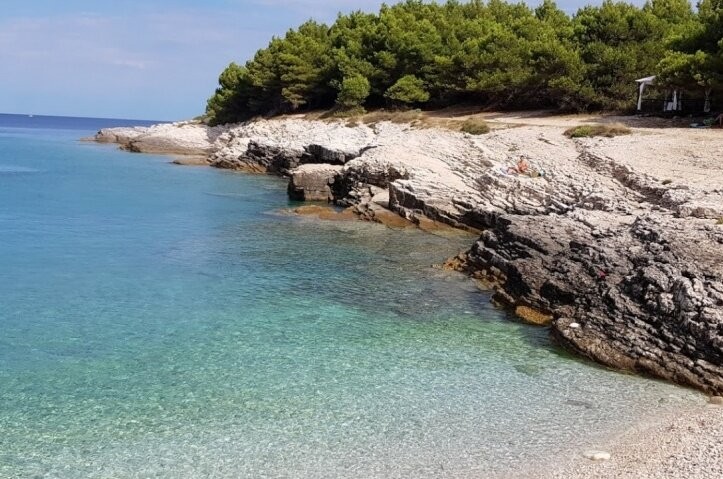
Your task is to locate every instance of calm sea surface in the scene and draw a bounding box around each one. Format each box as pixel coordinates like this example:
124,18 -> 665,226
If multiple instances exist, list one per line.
0,114 -> 703,478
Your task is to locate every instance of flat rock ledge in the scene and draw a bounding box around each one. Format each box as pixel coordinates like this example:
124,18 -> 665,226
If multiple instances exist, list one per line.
95,118 -> 723,394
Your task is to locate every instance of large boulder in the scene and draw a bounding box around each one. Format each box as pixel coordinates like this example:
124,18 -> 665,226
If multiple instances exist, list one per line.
288,164 -> 343,201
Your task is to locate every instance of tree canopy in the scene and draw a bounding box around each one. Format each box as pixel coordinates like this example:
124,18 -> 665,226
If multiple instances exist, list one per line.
205,0 -> 718,125
658,0 -> 722,99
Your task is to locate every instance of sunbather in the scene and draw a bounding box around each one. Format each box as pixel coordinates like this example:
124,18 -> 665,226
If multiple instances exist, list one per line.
507,158 -> 530,175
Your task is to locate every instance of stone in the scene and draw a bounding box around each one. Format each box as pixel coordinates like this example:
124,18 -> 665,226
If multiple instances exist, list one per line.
710,396 -> 723,406
583,450 -> 611,461
287,164 -> 343,202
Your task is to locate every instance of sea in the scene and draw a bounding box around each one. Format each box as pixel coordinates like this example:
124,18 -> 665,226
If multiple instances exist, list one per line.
0,113 -> 704,478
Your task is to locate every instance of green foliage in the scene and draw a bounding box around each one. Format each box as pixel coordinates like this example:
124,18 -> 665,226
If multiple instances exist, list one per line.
385,75 -> 430,104
336,75 -> 371,109
205,0 -> 707,124
205,62 -> 250,125
657,0 -> 723,96
563,123 -> 631,138
460,118 -> 490,135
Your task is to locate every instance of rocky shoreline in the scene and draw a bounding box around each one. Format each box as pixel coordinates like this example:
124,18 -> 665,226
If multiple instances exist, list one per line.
95,115 -> 723,395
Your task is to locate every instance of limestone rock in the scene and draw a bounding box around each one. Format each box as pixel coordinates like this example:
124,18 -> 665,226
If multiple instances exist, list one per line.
96,122 -> 223,156
288,164 -> 343,202
462,212 -> 723,394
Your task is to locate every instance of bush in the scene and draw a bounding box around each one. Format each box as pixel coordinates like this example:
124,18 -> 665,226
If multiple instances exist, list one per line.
384,75 -> 430,105
460,118 -> 490,135
564,123 -> 631,138
336,75 -> 371,110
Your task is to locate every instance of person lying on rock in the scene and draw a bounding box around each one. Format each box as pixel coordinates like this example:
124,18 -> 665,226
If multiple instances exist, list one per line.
501,157 -> 546,178
508,158 -> 530,175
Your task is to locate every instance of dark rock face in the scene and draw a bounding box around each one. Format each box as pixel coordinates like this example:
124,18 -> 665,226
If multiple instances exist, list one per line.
461,212 -> 723,393
236,141 -> 304,173
213,142 -> 363,175
303,144 -> 363,165
332,159 -> 407,206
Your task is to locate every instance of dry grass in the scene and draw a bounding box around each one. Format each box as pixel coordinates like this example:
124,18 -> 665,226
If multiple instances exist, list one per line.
361,109 -> 423,125
716,217 -> 723,225
304,107 -> 500,134
564,122 -> 631,138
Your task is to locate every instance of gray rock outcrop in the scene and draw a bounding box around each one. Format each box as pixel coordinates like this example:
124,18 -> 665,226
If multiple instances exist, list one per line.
94,117 -> 723,393
459,211 -> 722,393
288,164 -> 343,201
96,122 -> 222,156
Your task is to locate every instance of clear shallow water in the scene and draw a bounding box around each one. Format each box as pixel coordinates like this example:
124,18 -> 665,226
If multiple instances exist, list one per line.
0,117 -> 703,478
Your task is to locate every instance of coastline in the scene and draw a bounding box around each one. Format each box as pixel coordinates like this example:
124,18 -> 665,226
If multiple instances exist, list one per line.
93,112 -> 723,475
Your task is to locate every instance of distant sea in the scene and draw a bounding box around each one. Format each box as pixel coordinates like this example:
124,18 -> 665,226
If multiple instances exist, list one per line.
0,114 -> 704,478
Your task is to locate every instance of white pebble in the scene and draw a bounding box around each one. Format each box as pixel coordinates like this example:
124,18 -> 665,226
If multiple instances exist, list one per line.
569,322 -> 581,329
583,450 -> 611,461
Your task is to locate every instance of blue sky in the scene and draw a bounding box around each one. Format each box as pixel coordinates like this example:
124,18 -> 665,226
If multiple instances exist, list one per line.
0,0 -> 643,120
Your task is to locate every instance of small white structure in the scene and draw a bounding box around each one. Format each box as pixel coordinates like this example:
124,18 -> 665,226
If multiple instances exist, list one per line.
636,75 -> 682,112
636,76 -> 656,111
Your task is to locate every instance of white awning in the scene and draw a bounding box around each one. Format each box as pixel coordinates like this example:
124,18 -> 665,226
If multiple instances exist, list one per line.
635,76 -> 656,85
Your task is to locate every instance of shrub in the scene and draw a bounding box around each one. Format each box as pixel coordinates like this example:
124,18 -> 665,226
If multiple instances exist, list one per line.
564,123 -> 631,138
384,75 -> 430,105
336,75 -> 371,110
460,118 -> 490,135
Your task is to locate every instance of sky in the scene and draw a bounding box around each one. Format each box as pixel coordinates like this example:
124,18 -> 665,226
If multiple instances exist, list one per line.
0,0 -> 644,120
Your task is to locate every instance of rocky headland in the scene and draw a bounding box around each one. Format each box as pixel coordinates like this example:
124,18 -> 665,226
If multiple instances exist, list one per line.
95,114 -> 723,395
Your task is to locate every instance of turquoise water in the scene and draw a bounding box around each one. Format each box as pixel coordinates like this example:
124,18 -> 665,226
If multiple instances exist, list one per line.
0,117 -> 703,478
